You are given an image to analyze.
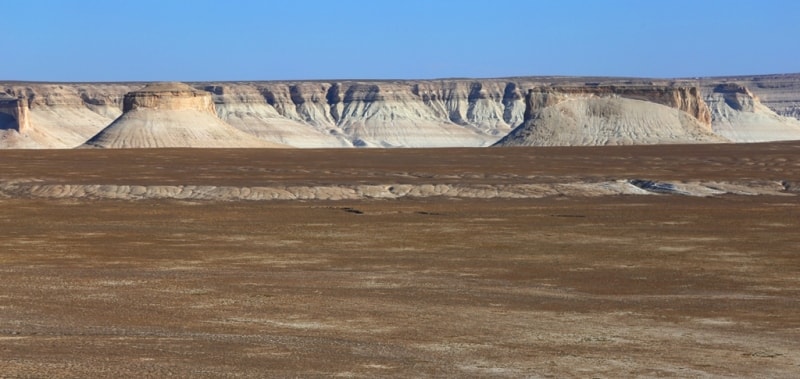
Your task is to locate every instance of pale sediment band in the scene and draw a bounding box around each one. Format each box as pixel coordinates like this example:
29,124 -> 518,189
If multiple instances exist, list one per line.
0,180 -> 791,201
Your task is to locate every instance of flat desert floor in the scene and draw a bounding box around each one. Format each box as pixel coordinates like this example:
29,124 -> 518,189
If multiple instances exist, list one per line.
1,143 -> 799,377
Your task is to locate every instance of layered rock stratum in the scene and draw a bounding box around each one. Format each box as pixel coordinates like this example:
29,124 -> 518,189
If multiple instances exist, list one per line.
2,74 -> 800,148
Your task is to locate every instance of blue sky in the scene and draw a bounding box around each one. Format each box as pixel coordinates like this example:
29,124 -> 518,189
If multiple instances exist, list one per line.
3,0 -> 798,81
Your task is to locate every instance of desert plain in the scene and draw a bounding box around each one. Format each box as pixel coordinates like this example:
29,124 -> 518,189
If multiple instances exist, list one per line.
0,143 -> 799,377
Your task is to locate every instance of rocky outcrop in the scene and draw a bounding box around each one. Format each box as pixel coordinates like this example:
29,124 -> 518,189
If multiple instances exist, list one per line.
122,82 -> 216,113
83,83 -> 281,148
523,84 -> 712,127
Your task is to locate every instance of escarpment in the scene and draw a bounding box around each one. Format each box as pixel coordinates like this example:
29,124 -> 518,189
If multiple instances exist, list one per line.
2,84 -> 129,148
207,80 -> 528,147
3,73 -> 800,148
83,83 -> 281,148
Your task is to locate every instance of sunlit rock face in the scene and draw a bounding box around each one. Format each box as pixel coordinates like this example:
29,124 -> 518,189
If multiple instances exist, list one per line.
122,82 -> 217,113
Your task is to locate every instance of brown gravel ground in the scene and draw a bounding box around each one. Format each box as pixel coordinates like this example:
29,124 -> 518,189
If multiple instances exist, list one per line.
1,143 -> 799,377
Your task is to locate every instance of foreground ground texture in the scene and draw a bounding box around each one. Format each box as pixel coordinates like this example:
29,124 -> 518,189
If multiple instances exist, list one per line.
1,144 -> 799,377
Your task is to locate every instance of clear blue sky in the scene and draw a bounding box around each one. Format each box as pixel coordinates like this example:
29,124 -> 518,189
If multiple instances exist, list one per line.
3,0 -> 798,82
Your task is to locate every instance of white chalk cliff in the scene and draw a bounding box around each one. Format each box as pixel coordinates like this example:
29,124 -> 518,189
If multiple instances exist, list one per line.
2,74 -> 800,149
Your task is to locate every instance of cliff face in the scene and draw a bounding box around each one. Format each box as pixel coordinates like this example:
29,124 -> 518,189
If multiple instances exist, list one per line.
2,74 -> 799,149
0,94 -> 30,133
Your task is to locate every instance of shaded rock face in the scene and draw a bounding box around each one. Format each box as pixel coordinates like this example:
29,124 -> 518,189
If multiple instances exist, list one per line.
0,94 -> 30,133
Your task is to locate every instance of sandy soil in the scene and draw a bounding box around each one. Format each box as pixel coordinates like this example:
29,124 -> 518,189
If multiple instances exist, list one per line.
1,144 -> 799,377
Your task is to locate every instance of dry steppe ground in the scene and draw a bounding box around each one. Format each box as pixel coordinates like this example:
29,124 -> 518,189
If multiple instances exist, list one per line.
1,144 -> 800,377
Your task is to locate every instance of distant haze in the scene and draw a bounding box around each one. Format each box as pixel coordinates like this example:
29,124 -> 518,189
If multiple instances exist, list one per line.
3,0 -> 799,82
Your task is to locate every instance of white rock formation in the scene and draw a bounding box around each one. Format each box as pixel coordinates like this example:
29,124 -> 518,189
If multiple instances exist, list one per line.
704,84 -> 800,142
495,95 -> 726,146
207,84 -> 352,147
83,83 -> 282,148
2,84 -> 127,148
